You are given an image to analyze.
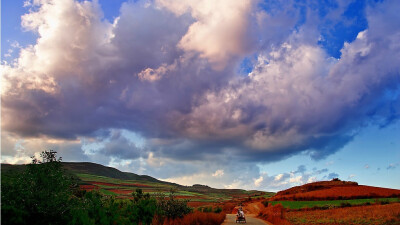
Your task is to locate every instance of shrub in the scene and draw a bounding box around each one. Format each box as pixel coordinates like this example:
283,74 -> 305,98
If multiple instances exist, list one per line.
340,202 -> 352,208
156,189 -> 192,220
380,200 -> 390,205
258,203 -> 291,225
213,207 -> 222,213
162,211 -> 226,225
222,202 -> 236,213
2,150 -> 75,225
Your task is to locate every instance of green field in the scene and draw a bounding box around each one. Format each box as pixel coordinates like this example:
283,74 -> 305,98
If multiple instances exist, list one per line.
270,198 -> 400,209
76,173 -> 266,204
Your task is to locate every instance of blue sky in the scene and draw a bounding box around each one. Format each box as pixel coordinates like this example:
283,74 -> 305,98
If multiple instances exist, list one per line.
1,0 -> 399,191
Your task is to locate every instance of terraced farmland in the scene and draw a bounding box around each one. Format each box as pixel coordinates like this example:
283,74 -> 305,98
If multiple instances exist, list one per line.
76,173 -> 269,207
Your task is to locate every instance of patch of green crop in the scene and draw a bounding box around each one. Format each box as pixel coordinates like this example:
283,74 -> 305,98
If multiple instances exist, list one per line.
76,173 -> 122,183
263,192 -> 276,198
100,189 -> 119,196
177,191 -> 203,196
270,198 -> 400,209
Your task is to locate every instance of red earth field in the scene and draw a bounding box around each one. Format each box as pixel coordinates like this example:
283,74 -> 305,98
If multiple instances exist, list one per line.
271,180 -> 400,201
108,189 -> 133,194
79,185 -> 99,191
286,202 -> 400,225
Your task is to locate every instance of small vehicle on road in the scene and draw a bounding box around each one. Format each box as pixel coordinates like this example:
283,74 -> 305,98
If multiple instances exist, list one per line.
236,207 -> 246,223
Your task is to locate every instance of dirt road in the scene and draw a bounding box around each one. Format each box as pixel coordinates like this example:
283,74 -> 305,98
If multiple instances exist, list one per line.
222,214 -> 272,225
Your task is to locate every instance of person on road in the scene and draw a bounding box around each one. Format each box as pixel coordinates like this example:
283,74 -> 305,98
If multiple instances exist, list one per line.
237,207 -> 245,218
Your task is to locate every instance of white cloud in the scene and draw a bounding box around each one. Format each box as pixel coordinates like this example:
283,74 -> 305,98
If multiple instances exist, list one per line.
147,152 -> 166,167
289,175 -> 303,184
274,174 -> 284,181
156,0 -> 256,69
254,176 -> 264,187
212,169 -> 224,177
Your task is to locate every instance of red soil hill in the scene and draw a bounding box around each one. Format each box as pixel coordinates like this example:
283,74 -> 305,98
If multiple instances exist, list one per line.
270,179 -> 400,201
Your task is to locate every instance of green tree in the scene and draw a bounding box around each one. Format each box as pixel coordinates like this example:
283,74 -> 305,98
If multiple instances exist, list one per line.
156,188 -> 192,220
131,189 -> 157,225
2,150 -> 75,225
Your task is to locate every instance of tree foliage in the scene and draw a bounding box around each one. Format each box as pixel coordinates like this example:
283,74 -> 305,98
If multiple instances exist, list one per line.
156,188 -> 193,220
2,150 -> 74,225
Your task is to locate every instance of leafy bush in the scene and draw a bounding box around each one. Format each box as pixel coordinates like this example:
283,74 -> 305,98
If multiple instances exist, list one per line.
340,202 -> 352,207
156,189 -> 192,219
2,150 -> 75,225
258,203 -> 291,225
131,189 -> 157,225
213,207 -> 222,213
162,211 -> 226,225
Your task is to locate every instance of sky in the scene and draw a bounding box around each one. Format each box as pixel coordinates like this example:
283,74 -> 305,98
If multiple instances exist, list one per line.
1,0 -> 399,192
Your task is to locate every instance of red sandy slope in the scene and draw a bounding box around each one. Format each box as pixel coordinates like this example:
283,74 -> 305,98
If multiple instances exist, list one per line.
271,180 -> 400,201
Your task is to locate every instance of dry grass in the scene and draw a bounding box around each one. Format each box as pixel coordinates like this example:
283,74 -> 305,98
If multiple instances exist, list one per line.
161,211 -> 226,225
286,202 -> 400,225
258,203 -> 292,225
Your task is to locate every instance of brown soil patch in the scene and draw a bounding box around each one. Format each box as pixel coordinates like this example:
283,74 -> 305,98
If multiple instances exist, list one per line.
80,185 -> 99,190
121,183 -> 152,187
109,189 -> 133,195
90,181 -> 120,187
188,201 -> 212,208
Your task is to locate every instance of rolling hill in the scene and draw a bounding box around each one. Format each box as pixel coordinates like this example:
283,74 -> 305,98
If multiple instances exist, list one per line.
1,162 -> 271,207
2,162 -> 175,184
269,179 -> 400,201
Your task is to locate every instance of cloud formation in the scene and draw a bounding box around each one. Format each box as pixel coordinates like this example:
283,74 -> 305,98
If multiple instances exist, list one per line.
2,0 -> 400,189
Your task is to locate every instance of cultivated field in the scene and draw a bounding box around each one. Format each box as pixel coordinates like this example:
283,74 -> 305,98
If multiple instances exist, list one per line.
255,180 -> 400,225
269,197 -> 400,209
76,172 -> 271,208
286,203 -> 400,225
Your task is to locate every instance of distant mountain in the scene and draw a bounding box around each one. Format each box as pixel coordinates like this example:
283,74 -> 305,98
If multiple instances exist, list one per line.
1,162 -> 177,186
62,162 -> 177,185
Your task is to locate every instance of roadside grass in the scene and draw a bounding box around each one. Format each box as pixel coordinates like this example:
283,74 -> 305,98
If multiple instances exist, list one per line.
270,197 -> 400,209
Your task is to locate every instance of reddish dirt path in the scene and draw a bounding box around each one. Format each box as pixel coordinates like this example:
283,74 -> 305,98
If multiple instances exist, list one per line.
224,203 -> 273,225
222,214 -> 272,225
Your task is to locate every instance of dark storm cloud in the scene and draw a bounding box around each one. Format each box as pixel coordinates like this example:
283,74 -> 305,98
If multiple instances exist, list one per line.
98,130 -> 143,159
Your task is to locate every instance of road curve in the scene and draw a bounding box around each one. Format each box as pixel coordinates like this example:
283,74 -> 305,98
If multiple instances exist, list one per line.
222,214 -> 272,225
